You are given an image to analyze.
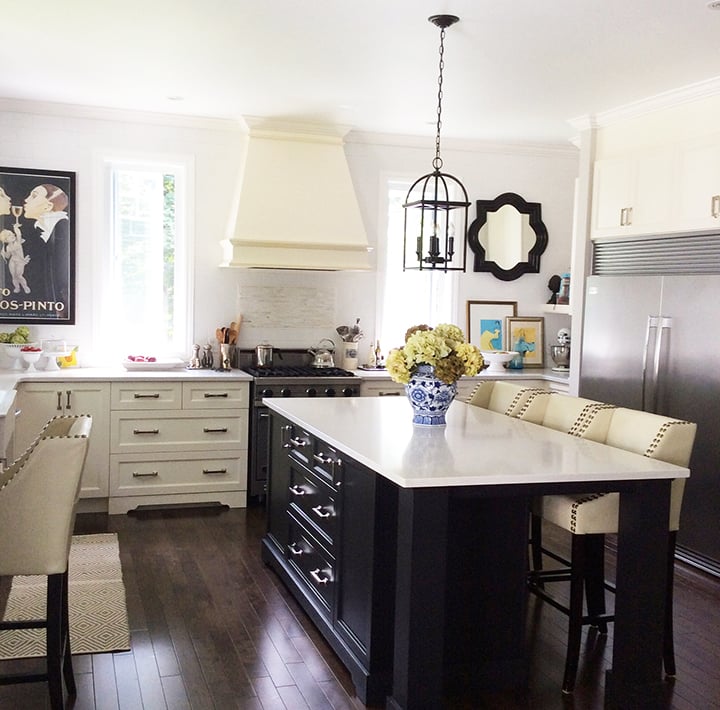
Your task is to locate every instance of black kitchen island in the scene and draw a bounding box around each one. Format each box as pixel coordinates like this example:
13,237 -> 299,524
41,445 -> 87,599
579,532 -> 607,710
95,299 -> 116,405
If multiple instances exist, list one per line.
262,397 -> 688,709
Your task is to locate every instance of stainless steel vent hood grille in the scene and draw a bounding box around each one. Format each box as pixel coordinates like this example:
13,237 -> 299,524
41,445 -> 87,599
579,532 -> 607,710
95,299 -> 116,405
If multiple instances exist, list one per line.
220,121 -> 371,271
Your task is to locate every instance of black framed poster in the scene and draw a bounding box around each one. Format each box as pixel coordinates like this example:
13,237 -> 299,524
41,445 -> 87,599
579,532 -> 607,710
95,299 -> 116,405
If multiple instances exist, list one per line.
0,167 -> 76,324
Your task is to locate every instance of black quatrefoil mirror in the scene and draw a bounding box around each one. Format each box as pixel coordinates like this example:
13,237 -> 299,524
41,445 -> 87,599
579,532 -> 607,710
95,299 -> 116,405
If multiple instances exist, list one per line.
467,192 -> 548,281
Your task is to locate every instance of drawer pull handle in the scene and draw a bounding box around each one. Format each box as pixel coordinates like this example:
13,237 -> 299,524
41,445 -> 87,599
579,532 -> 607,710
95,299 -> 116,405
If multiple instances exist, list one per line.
133,428 -> 160,435
378,391 -> 401,396
289,485 -> 306,496
288,542 -> 305,556
312,505 -> 332,519
203,427 -> 228,433
313,453 -> 334,465
309,568 -> 331,586
132,471 -> 159,478
204,392 -> 229,398
289,436 -> 307,448
202,468 -> 228,475
133,393 -> 160,399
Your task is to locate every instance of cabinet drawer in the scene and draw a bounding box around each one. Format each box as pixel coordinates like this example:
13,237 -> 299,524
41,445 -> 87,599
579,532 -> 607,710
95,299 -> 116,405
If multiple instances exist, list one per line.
111,382 -> 182,410
110,449 -> 245,496
182,381 -> 249,409
111,409 -> 247,453
311,439 -> 342,483
288,462 -> 336,546
287,518 -> 335,613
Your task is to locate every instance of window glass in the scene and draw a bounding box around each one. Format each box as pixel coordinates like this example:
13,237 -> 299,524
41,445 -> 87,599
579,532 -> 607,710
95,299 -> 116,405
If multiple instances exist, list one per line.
378,180 -> 457,350
103,160 -> 190,357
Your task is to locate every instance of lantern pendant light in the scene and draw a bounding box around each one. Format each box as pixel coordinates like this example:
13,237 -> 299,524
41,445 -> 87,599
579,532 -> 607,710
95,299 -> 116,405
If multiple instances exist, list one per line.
403,14 -> 469,272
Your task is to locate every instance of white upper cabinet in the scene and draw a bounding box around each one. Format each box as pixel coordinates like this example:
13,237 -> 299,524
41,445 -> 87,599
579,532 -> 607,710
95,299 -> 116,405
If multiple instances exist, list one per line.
677,140 -> 720,231
591,135 -> 720,239
591,148 -> 675,238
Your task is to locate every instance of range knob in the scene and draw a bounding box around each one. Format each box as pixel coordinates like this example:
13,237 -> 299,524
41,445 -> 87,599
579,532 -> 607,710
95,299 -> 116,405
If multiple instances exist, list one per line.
305,387 -> 317,397
324,387 -> 337,397
281,388 -> 292,397
342,387 -> 355,397
260,388 -> 274,397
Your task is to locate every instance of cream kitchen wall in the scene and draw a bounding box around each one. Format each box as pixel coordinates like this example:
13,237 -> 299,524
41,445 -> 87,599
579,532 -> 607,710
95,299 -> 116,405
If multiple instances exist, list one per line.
0,100 -> 577,364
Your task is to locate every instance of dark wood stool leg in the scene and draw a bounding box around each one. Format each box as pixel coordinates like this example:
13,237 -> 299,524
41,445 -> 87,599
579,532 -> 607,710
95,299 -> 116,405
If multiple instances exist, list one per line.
562,535 -> 586,694
583,534 -> 608,634
46,574 -> 65,710
664,532 -> 678,678
60,570 -> 76,696
530,513 -> 544,577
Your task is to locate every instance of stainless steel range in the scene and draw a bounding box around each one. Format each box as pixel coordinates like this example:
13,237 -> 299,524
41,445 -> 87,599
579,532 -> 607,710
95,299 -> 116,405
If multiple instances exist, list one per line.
242,363 -> 359,499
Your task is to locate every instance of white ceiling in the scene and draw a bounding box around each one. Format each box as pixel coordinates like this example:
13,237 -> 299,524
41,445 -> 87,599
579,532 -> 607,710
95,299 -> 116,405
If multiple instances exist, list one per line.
3,0 -> 720,144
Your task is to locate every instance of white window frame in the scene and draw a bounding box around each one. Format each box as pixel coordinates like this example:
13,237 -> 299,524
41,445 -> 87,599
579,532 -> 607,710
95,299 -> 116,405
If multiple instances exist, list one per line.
376,175 -> 458,350
93,153 -> 194,362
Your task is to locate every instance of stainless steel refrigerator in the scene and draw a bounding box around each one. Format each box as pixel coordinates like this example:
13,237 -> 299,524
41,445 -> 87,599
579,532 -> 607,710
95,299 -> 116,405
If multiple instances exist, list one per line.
580,273 -> 720,575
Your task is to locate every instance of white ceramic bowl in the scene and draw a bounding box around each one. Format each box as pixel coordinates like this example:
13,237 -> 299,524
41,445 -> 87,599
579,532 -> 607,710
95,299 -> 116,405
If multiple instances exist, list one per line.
3,342 -> 40,370
481,350 -> 519,374
21,348 -> 43,371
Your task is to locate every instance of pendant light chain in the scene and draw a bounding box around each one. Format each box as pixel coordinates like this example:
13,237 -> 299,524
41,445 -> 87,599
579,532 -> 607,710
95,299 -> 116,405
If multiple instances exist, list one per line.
433,27 -> 446,171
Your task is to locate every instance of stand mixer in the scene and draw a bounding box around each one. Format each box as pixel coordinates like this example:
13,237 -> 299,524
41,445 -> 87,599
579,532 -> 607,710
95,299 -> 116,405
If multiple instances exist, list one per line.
550,328 -> 571,372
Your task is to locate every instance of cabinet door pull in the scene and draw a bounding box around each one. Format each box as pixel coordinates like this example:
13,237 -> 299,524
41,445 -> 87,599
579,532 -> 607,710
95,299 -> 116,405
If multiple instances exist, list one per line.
133,428 -> 160,435
203,426 -> 228,433
712,194 -> 720,218
66,390 -> 72,409
311,505 -> 332,519
202,468 -> 228,475
309,568 -> 331,586
56,391 -> 62,410
203,392 -> 229,398
288,542 -> 305,556
313,453 -> 334,465
133,392 -> 160,399
626,206 -> 633,225
289,484 -> 306,496
132,471 -> 159,478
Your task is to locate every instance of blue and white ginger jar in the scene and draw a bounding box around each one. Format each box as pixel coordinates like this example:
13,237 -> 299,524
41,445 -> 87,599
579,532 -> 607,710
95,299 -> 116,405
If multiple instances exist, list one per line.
405,364 -> 457,426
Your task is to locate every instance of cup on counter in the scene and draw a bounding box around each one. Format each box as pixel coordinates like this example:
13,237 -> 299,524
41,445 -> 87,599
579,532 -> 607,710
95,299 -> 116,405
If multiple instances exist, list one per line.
342,342 -> 358,370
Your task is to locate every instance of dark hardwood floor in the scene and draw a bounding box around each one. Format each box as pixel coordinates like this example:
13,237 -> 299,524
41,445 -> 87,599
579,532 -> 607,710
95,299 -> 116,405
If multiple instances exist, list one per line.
1,504 -> 719,709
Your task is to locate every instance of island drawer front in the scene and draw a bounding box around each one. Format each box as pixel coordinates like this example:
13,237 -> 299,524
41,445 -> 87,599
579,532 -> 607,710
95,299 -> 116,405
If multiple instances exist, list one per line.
311,440 -> 342,484
287,518 -> 335,613
182,382 -> 249,409
110,449 -> 245,496
288,462 -> 336,546
111,409 -> 248,453
111,382 -> 182,410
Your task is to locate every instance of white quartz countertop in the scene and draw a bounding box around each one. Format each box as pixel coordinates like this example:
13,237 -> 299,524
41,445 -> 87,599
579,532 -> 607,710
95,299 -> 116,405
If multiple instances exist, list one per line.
265,397 -> 688,489
351,366 -> 570,385
0,366 -> 253,417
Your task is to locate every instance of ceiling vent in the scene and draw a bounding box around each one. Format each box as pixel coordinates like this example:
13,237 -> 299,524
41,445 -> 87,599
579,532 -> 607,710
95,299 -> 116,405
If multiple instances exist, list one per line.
220,120 -> 371,270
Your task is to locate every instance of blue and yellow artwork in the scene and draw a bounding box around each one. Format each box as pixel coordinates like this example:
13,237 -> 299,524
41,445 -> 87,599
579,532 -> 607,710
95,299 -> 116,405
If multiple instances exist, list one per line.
479,319 -> 503,350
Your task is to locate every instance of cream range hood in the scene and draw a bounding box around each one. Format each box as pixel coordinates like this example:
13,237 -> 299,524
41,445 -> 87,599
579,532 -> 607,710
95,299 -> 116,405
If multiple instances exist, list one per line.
221,122 -> 371,270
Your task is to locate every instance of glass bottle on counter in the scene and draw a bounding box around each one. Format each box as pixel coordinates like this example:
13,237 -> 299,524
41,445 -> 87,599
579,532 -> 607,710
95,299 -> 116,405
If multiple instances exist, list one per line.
367,342 -> 377,368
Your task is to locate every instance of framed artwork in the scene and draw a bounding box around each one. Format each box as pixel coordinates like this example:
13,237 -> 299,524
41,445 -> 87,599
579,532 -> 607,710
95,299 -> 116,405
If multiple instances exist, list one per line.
506,316 -> 545,368
466,300 -> 517,351
0,167 -> 76,325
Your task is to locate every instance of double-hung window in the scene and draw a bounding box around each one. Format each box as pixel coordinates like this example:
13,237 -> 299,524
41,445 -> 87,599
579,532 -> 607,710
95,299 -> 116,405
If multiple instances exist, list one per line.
98,157 -> 192,359
378,179 -> 457,349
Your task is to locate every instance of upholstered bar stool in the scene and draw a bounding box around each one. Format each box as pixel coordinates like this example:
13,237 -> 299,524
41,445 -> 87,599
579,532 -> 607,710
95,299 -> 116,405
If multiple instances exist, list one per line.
466,380 -> 553,419
527,396 -> 616,572
527,407 -> 696,694
0,415 -> 93,710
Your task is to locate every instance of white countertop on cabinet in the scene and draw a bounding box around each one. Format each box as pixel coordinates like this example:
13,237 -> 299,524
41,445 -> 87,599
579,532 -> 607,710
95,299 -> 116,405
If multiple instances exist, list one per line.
265,397 -> 686,489
0,367 -> 253,417
351,367 -> 570,385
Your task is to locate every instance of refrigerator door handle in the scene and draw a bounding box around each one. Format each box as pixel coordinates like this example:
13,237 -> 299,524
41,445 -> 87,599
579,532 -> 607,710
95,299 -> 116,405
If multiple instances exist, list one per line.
641,316 -> 659,412
650,316 -> 673,413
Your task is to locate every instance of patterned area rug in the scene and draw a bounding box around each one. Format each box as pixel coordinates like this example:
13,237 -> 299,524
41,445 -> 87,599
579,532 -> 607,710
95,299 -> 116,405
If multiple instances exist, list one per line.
0,533 -> 130,659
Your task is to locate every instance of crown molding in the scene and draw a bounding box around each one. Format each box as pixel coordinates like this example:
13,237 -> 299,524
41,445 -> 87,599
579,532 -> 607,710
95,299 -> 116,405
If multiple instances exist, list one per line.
0,97 -> 241,131
568,75 -> 720,133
